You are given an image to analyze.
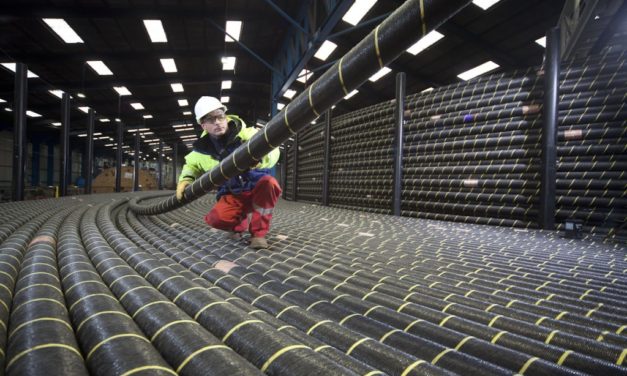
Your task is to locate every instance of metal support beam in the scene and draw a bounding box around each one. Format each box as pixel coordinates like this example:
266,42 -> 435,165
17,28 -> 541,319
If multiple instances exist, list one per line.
263,0 -> 308,34
60,92 -> 71,197
158,140 -> 164,190
85,108 -> 95,194
322,110 -> 331,206
292,134 -> 298,201
172,143 -> 178,189
392,72 -> 405,216
115,121 -> 123,192
539,27 -> 560,230
12,62 -> 27,201
134,130 -> 140,191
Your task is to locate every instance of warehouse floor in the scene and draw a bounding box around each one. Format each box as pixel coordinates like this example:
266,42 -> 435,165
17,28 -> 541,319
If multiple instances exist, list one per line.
0,192 -> 625,375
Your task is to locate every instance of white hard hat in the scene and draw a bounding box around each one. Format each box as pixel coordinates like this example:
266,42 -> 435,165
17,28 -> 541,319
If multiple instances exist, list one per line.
194,96 -> 227,124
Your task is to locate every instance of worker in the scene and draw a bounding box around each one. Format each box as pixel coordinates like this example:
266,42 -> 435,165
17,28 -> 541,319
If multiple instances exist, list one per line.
176,96 -> 281,249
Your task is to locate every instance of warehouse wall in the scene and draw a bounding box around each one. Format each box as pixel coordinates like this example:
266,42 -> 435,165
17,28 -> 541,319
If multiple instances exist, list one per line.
286,51 -> 626,240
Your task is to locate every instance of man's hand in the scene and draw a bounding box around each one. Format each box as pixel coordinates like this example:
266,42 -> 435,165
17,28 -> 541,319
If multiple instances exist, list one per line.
176,180 -> 191,201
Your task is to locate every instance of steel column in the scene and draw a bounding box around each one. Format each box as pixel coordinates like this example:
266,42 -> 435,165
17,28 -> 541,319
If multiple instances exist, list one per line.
12,63 -> 27,201
115,121 -> 123,192
60,92 -> 71,197
85,108 -> 95,194
322,110 -> 331,206
172,143 -> 178,188
158,140 -> 164,190
134,130 -> 140,191
393,72 -> 406,216
539,27 -> 560,230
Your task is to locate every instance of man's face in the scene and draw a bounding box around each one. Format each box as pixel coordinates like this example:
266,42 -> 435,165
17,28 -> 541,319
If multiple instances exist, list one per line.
200,109 -> 228,137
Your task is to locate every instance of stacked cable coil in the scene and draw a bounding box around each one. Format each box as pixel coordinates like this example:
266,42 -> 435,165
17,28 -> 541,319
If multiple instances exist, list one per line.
554,51 -> 626,241
0,193 -> 625,375
295,122 -> 325,204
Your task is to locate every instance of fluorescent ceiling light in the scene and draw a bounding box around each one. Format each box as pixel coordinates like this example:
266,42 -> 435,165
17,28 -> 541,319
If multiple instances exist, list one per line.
225,21 -> 242,42
4,108 -> 11,112
180,134 -> 197,139
296,69 -> 312,84
113,86 -> 132,96
344,89 -> 359,100
93,132 -> 102,136
143,114 -> 153,119
99,118 -> 110,122
143,20 -> 167,43
77,93 -> 86,98
457,61 -> 499,81
86,60 -> 113,75
130,102 -> 144,110
42,18 -> 83,43
52,122 -> 61,126
277,103 -> 285,110
314,40 -> 337,61
283,89 -> 297,99
472,0 -> 502,10
78,106 -> 90,113
421,87 -> 434,93
49,90 -> 64,99
178,99 -> 189,107
535,36 -> 546,48
406,30 -> 444,55
26,110 -> 42,117
220,96 -> 230,103
172,123 -> 191,128
221,80 -> 232,90
342,0 -> 377,26
175,127 -> 195,132
1,63 -> 39,78
368,67 -> 392,82
0,98 -> 4,103
171,83 -> 184,92
182,111 -> 192,115
222,57 -> 236,70
160,58 -> 177,73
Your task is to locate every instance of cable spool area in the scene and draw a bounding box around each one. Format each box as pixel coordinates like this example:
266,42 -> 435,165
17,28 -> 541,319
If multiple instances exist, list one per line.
0,0 -> 626,375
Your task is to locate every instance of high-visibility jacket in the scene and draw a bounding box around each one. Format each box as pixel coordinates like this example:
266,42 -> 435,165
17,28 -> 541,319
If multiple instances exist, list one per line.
179,114 -> 280,198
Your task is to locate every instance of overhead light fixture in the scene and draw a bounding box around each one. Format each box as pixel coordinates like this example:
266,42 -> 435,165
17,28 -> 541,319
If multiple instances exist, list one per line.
406,30 -> 444,55
113,86 -> 132,96
314,40 -> 337,61
178,99 -> 189,107
457,61 -> 499,81
130,102 -> 144,110
283,89 -> 297,99
182,111 -> 192,115
86,60 -> 113,75
77,93 -> 86,98
26,110 -> 42,117
225,21 -> 242,42
277,103 -> 285,110
172,123 -> 191,128
143,114 -> 153,119
78,106 -> 90,113
421,87 -> 434,93
220,96 -> 230,103
42,18 -> 83,43
1,63 -> 39,78
99,118 -> 110,123
171,83 -> 184,92
174,127 -> 195,132
472,0 -> 502,10
344,89 -> 359,100
535,36 -> 546,48
222,57 -> 236,70
342,0 -> 377,26
4,108 -> 11,112
52,122 -> 61,126
221,80 -> 232,90
49,90 -> 64,99
368,67 -> 392,82
296,69 -> 312,84
0,98 -> 4,103
143,19 -> 168,43
160,58 -> 177,73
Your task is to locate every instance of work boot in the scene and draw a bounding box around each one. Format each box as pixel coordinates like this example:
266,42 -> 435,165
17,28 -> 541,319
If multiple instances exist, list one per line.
227,231 -> 242,240
249,237 -> 268,249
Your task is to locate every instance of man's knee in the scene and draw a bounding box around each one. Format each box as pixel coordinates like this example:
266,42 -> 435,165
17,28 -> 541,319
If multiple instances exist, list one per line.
256,176 -> 282,195
205,208 -> 238,228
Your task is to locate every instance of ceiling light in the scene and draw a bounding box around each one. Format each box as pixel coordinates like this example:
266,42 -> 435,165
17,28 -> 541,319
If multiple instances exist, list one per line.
457,61 -> 499,81
93,132 -> 102,136
368,67 -> 392,82
221,96 -> 230,103
283,89 -> 297,99
113,86 -> 132,96
171,83 -> 184,92
130,102 -> 144,110
344,89 -> 359,100
222,57 -> 236,70
314,40 -> 337,61
42,18 -> 83,43
49,90 -> 64,99
406,30 -> 444,55
225,21 -> 242,42
26,110 -> 42,117
160,58 -> 177,73
77,93 -> 86,98
0,98 -> 4,103
182,111 -> 192,115
535,36 -> 546,48
221,80 -> 232,90
342,0 -> 377,26
172,123 -> 191,128
86,60 -> 113,75
472,0 -> 502,10
99,118 -> 110,122
277,103 -> 285,110
78,106 -> 90,113
296,69 -> 312,84
4,108 -> 11,112
143,114 -> 153,119
174,127 -> 195,132
421,87 -> 434,93
1,63 -> 39,78
178,99 -> 189,107
52,122 -> 61,126
143,19 -> 167,43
